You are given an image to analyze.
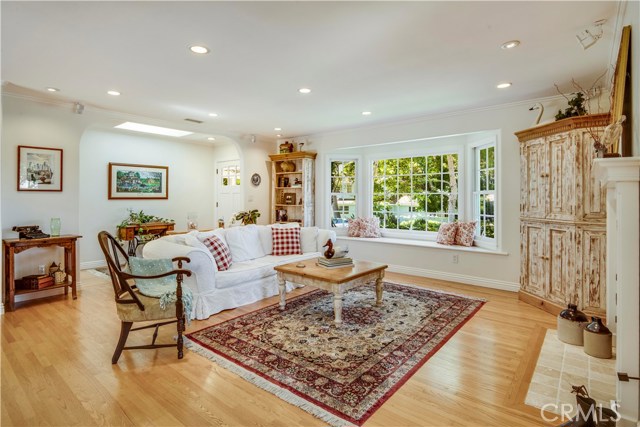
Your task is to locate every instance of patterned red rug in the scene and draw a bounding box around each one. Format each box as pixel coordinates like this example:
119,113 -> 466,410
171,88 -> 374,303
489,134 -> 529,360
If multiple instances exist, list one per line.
185,282 -> 485,426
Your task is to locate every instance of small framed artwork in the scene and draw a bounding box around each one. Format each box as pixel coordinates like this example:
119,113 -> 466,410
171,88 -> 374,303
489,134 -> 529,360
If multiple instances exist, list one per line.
18,146 -> 63,191
108,163 -> 169,200
284,193 -> 296,205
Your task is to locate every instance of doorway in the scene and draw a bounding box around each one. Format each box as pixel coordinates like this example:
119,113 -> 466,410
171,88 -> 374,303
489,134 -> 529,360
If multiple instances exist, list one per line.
216,159 -> 243,226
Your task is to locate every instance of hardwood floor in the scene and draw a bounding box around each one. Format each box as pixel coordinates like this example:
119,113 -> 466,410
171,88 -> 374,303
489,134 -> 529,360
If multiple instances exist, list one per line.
1,270 -> 557,426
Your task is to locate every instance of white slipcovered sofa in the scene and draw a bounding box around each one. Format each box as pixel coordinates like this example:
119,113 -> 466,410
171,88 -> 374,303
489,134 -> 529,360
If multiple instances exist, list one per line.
142,224 -> 336,320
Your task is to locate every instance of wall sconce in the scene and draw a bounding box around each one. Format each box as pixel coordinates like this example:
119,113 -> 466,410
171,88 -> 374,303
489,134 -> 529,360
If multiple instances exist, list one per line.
576,19 -> 606,50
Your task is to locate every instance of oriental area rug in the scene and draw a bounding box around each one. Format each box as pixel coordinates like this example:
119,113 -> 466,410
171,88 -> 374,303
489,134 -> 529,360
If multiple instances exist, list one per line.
185,282 -> 485,426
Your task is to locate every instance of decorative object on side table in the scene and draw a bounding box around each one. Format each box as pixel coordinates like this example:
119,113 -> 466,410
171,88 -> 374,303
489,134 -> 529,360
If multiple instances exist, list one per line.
116,209 -> 175,256
187,212 -> 198,230
583,317 -> 612,359
12,225 -> 50,239
233,209 -> 260,225
50,217 -> 61,236
17,145 -> 63,191
108,163 -> 169,200
557,303 -> 589,345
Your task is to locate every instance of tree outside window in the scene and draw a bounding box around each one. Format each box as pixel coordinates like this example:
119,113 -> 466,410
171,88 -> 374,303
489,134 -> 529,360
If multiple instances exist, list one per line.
330,160 -> 356,228
475,145 -> 495,239
373,154 -> 458,232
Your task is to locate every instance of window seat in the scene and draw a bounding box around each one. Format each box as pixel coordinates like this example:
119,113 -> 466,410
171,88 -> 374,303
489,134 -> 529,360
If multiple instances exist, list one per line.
336,236 -> 508,256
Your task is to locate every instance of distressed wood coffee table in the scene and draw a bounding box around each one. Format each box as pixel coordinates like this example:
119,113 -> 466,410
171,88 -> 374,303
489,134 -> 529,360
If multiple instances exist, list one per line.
274,259 -> 388,326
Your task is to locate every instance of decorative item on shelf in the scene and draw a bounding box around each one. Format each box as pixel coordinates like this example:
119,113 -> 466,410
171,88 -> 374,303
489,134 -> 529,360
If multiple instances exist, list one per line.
557,304 -> 589,345
279,141 -> 293,153
284,193 -> 296,205
50,217 -> 61,236
187,212 -> 198,230
297,142 -> 305,151
49,262 -> 59,276
600,115 -> 625,158
276,209 -> 288,222
234,209 -> 260,225
583,317 -> 612,359
12,225 -> 49,239
299,198 -> 303,205
19,274 -> 54,290
291,177 -> 302,188
282,177 -> 290,187
280,161 -> 296,173
218,218 -> 225,228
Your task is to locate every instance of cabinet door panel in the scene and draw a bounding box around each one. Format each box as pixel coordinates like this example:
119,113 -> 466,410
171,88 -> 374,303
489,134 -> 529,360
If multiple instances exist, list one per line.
546,225 -> 576,305
578,227 -> 606,314
522,139 -> 547,218
581,130 -> 606,221
547,133 -> 577,221
521,222 -> 546,297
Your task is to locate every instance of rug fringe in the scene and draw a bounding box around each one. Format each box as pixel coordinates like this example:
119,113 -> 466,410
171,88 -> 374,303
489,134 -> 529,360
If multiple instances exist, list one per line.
184,337 -> 356,427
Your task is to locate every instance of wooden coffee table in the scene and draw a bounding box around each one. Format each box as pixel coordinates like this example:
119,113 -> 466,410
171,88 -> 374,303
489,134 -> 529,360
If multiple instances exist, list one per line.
274,259 -> 388,326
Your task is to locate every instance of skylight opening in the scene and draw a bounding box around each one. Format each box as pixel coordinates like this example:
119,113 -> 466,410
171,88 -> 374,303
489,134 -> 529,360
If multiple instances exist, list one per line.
114,122 -> 193,137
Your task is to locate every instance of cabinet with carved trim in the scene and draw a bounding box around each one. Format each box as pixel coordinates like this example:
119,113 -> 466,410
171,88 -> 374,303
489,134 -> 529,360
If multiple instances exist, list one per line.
516,113 -> 609,316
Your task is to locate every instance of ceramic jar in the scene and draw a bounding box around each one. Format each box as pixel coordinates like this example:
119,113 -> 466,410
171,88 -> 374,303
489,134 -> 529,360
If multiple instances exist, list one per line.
557,304 -> 588,345
583,317 -> 612,359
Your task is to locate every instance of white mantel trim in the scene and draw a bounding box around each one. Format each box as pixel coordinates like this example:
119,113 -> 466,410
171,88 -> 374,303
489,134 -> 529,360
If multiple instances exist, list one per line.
594,157 -> 640,184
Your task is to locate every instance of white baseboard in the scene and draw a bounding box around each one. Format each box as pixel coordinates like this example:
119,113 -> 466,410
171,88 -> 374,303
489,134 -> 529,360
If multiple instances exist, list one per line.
0,303 -> 4,315
80,260 -> 106,270
386,264 -> 520,292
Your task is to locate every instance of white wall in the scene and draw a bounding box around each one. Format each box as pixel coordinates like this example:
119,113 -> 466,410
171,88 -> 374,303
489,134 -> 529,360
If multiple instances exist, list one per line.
78,129 -> 217,266
236,138 -> 275,225
623,0 -> 639,156
1,96 -> 91,281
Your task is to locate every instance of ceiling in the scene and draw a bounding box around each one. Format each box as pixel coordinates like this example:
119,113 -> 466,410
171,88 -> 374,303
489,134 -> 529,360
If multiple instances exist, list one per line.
1,1 -> 620,143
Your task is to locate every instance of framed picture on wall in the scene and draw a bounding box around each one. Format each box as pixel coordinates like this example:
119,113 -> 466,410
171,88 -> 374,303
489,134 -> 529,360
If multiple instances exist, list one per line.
108,163 -> 169,200
17,145 -> 63,191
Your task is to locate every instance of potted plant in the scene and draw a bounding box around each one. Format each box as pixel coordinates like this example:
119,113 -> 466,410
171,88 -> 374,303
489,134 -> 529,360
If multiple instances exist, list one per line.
234,209 -> 261,225
117,209 -> 174,241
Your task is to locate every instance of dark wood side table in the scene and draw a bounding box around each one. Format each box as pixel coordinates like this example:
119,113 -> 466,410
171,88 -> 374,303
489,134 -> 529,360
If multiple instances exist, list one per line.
117,222 -> 174,256
3,234 -> 82,312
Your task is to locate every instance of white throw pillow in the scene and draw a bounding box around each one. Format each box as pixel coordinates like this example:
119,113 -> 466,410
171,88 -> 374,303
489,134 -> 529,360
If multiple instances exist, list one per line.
197,228 -> 227,246
256,225 -> 273,255
224,225 -> 266,262
300,227 -> 318,253
272,222 -> 300,229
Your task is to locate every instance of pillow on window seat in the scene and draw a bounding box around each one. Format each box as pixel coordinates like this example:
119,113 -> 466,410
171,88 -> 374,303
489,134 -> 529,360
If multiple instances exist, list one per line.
455,221 -> 477,247
347,217 -> 381,238
436,222 -> 458,245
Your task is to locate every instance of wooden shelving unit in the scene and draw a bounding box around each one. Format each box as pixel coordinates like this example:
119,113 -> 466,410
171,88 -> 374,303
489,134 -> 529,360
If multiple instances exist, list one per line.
268,151 -> 317,226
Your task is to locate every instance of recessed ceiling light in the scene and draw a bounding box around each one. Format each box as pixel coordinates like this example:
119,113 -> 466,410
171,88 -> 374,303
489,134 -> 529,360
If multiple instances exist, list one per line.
496,82 -> 512,89
207,137 -> 216,141
46,87 -> 59,92
208,113 -> 218,117
189,45 -> 210,54
107,90 -> 121,96
362,111 -> 372,116
500,40 -> 520,49
274,127 -> 282,131
276,134 -> 282,137
114,122 -> 193,137
298,88 -> 311,94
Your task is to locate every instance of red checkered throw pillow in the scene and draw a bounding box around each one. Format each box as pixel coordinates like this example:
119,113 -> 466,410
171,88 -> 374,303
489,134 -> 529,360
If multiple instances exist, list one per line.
202,235 -> 232,271
272,227 -> 302,256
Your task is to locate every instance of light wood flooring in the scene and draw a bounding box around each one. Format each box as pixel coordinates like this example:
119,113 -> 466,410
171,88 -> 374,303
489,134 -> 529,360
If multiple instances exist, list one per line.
2,270 -> 558,426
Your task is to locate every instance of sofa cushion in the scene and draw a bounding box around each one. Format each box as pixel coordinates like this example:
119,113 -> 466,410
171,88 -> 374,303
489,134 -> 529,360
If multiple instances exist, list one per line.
261,252 -> 320,266
257,225 -> 273,255
300,227 -> 318,253
202,235 -> 233,271
215,259 -> 274,289
197,228 -> 227,245
272,227 -> 302,256
225,225 -> 266,262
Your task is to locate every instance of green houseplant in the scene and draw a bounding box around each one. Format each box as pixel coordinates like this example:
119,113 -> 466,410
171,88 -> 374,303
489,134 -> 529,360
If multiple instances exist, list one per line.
117,209 -> 174,241
234,209 -> 261,225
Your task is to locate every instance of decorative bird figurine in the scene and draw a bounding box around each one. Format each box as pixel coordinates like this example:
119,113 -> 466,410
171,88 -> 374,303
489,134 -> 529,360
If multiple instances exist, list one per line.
323,239 -> 335,259
602,115 -> 625,156
529,103 -> 544,125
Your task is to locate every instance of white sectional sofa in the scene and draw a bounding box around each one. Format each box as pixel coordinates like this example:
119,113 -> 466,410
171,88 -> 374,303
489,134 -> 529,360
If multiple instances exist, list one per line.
142,224 -> 336,320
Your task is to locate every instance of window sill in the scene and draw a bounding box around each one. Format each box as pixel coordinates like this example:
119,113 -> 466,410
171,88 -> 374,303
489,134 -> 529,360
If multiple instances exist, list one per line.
336,236 -> 508,255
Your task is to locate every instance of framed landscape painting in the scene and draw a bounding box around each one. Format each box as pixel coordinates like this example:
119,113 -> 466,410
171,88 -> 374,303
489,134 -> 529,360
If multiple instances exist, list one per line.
108,163 -> 168,200
18,145 -> 63,191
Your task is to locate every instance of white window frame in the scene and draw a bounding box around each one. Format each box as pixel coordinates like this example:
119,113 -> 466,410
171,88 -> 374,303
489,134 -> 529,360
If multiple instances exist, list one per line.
466,134 -> 500,250
324,155 -> 362,234
366,146 -> 465,240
